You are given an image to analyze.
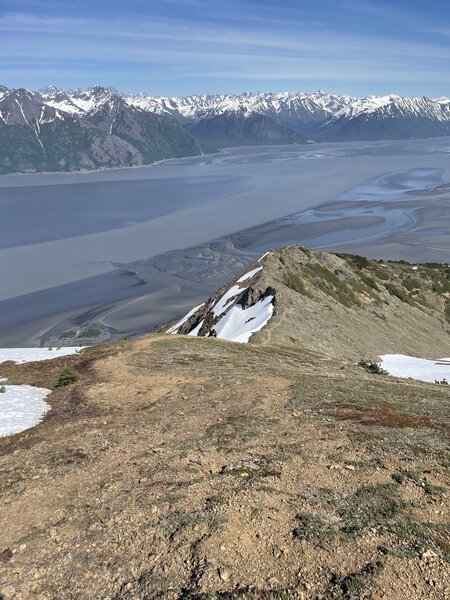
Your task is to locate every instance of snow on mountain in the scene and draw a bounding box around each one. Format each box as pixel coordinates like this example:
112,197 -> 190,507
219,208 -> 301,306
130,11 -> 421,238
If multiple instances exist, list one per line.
319,93 -> 450,140
125,90 -> 356,133
33,85 -> 450,141
0,88 -> 68,126
166,259 -> 274,344
328,94 -> 450,122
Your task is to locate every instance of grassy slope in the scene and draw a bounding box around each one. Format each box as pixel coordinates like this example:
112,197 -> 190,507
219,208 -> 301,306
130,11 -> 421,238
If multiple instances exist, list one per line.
246,246 -> 450,360
0,334 -> 448,599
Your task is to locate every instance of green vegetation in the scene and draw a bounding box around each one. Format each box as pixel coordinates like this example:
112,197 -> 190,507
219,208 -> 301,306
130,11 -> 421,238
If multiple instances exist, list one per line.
331,561 -> 384,596
392,470 -> 445,496
59,329 -> 77,339
79,328 -> 102,338
55,367 -> 77,387
384,283 -> 409,303
335,252 -> 370,270
360,273 -> 379,290
292,513 -> 335,542
358,359 -> 389,375
402,277 -> 422,291
445,302 -> 450,325
284,271 -> 309,296
303,262 -> 360,308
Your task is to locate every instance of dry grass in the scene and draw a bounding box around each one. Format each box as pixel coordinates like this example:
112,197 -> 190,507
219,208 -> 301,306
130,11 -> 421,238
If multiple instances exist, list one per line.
0,334 -> 448,599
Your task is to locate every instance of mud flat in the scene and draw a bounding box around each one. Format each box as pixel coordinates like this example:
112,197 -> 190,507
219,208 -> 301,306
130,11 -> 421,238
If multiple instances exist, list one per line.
1,138 -> 450,345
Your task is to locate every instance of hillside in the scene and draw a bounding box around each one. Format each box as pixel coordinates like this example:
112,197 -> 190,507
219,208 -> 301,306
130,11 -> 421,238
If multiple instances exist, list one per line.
0,246 -> 449,599
187,111 -> 306,148
164,245 -> 450,361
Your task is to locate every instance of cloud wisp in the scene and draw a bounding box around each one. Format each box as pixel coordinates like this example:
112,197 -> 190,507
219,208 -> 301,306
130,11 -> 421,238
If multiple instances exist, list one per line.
0,1 -> 449,95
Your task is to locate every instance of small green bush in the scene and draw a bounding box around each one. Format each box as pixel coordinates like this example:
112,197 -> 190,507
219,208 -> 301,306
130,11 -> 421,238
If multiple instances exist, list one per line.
78,328 -> 102,338
384,283 -> 409,302
336,253 -> 370,270
402,277 -> 421,291
358,359 -> 389,376
56,367 -> 77,387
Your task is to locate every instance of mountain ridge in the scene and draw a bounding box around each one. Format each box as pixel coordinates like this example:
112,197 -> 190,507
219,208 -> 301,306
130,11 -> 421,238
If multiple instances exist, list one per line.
1,244 -> 449,599
2,84 -> 450,174
163,245 -> 450,361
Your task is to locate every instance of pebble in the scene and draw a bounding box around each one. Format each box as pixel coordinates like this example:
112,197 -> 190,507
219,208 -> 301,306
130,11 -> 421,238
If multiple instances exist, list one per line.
344,464 -> 356,471
421,549 -> 437,561
218,567 -> 231,581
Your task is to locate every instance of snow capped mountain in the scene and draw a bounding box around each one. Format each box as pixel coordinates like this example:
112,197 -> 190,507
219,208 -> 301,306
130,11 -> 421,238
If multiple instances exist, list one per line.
0,86 -> 201,174
2,83 -> 450,174
125,90 -> 356,134
328,94 -> 450,121
36,84 -> 450,141
321,94 -> 450,140
0,88 -> 69,126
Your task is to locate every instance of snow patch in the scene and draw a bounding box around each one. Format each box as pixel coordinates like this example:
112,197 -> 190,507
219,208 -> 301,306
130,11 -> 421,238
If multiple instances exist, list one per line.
166,304 -> 204,334
258,252 -> 270,262
214,295 -> 274,343
212,284 -> 243,316
380,354 -> 450,383
188,320 -> 204,336
0,384 -> 51,437
237,266 -> 262,283
0,347 -> 83,364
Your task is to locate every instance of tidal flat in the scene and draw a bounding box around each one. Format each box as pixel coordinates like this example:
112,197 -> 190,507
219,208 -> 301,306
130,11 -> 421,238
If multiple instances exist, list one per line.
1,138 -> 449,346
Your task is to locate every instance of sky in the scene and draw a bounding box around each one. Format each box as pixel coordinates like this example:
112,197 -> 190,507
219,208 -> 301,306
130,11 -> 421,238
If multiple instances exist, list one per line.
0,0 -> 449,97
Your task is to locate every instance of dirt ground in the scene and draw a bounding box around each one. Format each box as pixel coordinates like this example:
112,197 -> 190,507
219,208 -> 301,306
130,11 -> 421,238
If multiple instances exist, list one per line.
0,335 -> 449,599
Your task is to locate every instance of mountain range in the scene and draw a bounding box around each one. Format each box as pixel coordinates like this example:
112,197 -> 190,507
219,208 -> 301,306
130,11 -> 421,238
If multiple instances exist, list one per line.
1,84 -> 450,174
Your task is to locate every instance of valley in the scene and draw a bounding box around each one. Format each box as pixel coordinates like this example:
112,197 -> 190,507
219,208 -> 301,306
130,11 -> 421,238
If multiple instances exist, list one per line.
1,139 -> 449,347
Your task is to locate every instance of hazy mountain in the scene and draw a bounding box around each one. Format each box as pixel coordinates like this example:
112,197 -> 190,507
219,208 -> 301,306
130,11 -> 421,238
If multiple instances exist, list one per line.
0,88 -> 142,174
320,94 -> 450,140
126,89 -> 450,142
3,85 -> 450,174
187,108 -> 306,147
0,86 -> 202,174
82,87 -> 203,162
126,90 -> 356,134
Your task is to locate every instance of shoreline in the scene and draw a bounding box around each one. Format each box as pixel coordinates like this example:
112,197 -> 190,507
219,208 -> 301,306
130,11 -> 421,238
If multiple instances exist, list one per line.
1,140 -> 450,346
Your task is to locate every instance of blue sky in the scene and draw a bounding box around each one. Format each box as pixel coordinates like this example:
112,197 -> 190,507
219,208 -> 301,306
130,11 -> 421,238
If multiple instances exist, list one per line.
1,0 -> 449,96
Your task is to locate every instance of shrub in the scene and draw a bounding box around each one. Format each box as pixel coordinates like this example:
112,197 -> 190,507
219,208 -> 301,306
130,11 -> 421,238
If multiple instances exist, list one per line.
56,367 -> 77,387
402,277 -> 421,291
78,328 -> 102,338
358,359 -> 389,376
0,385 -> 5,393
384,283 -> 409,302
336,253 -> 370,270
445,302 -> 450,325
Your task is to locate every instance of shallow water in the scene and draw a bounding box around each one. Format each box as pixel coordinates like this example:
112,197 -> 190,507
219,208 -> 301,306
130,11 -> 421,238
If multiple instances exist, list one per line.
1,138 -> 450,346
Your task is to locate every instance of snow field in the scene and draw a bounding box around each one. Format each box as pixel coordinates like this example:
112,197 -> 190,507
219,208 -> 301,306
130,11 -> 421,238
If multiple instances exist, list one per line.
0,382 -> 51,437
0,347 -> 83,364
379,354 -> 450,383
